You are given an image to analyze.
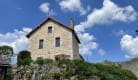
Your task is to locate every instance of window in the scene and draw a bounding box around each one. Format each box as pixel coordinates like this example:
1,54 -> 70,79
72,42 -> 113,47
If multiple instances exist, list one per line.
37,57 -> 43,60
39,39 -> 44,49
55,37 -> 60,47
48,27 -> 52,33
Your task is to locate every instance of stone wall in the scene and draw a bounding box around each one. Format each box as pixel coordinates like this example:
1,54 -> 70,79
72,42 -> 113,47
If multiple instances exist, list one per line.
28,20 -> 74,60
72,34 -> 80,60
13,64 -> 100,80
119,60 -> 138,77
103,60 -> 138,77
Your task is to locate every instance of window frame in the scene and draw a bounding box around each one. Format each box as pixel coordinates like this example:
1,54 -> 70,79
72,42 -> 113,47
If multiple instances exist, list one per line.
55,37 -> 60,47
39,39 -> 44,49
48,26 -> 52,33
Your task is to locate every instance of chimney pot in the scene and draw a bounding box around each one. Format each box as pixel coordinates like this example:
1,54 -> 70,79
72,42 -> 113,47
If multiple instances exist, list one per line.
70,18 -> 74,29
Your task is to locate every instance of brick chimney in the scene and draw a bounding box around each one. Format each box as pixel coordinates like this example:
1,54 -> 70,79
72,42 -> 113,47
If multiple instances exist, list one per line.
70,18 -> 74,29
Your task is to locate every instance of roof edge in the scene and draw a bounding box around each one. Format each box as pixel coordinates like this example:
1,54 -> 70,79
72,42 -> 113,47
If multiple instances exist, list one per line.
26,16 -> 80,43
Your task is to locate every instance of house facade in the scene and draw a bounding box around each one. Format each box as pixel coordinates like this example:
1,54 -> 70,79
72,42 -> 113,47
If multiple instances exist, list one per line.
26,17 -> 83,60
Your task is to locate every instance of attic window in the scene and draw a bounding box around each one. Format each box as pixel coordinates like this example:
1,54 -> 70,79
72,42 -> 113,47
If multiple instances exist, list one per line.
48,27 -> 52,33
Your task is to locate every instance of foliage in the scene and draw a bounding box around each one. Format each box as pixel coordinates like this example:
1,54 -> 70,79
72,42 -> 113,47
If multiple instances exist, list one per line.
18,58 -> 32,66
17,50 -> 32,66
34,58 -> 53,65
57,58 -> 71,67
44,59 -> 53,64
6,68 -> 12,80
15,58 -> 137,80
52,72 -> 60,79
0,45 -> 14,56
131,58 -> 138,61
56,59 -> 138,80
35,59 -> 44,65
103,60 -> 112,64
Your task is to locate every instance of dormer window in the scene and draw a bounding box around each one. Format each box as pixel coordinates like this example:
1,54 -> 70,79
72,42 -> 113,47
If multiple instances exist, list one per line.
48,27 -> 52,33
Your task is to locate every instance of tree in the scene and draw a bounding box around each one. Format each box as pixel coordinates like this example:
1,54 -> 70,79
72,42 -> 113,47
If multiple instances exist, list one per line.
0,45 -> 14,64
0,45 -> 14,56
0,46 -> 14,80
17,50 -> 32,66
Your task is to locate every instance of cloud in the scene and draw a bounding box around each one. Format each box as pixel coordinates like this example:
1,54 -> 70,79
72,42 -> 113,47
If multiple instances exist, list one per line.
78,33 -> 98,54
120,34 -> 138,58
0,27 -> 32,54
39,2 -> 56,16
98,49 -> 105,56
115,30 -> 126,36
75,0 -> 138,32
59,0 -> 88,15
0,27 -> 32,64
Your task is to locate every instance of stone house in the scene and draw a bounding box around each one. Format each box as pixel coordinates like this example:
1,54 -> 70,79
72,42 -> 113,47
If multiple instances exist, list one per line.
26,17 -> 84,60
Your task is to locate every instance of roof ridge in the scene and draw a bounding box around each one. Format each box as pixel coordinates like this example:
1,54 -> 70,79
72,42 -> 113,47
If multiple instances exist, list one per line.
26,16 -> 80,43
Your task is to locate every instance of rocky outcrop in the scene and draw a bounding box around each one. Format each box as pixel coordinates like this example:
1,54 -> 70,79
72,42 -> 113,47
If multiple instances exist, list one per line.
13,64 -> 52,80
12,64 -> 100,80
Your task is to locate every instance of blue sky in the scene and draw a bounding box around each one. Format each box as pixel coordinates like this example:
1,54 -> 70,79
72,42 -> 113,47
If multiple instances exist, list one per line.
0,0 -> 138,63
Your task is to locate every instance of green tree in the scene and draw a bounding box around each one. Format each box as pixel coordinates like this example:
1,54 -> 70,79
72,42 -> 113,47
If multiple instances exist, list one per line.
0,46 -> 14,80
17,50 -> 32,66
0,45 -> 14,56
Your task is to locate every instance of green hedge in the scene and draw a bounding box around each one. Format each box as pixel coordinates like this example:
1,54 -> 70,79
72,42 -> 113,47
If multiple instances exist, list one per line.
17,50 -> 32,66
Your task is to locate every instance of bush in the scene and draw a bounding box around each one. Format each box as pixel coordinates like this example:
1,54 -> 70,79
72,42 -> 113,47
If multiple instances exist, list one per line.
17,50 -> 32,66
57,59 -> 71,67
44,59 -> 53,64
6,68 -> 12,80
56,60 -> 138,80
34,59 -> 53,65
0,45 -> 14,56
18,58 -> 32,66
131,58 -> 138,61
35,59 -> 44,65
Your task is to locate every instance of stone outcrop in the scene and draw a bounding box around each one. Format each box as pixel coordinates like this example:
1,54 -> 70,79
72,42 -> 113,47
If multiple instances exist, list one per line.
13,64 -> 100,80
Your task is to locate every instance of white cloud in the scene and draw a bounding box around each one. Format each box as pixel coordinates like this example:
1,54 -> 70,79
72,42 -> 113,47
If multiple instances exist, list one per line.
75,0 -> 138,32
78,33 -> 98,54
98,49 -> 105,56
39,2 -> 56,16
59,0 -> 88,15
0,27 -> 32,54
120,34 -> 138,58
115,30 -> 126,36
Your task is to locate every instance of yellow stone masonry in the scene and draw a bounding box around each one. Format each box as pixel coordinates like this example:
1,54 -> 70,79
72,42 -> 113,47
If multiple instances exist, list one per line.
27,18 -> 83,60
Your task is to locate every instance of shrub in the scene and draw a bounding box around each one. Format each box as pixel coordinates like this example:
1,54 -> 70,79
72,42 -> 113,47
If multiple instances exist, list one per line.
17,50 -> 32,66
35,59 -> 44,65
34,59 -> 53,65
57,59 -> 71,67
18,58 -> 32,66
44,59 -> 53,64
6,68 -> 12,80
131,58 -> 138,61
0,45 -> 14,56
